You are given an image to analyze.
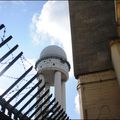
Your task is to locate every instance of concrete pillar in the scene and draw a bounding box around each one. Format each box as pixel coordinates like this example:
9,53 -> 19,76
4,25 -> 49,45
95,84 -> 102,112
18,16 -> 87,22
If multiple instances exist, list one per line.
44,83 -> 50,108
45,84 -> 50,94
113,0 -> 120,87
39,74 -> 45,86
39,74 -> 45,99
61,81 -> 66,110
77,80 -> 84,119
110,40 -> 120,87
54,71 -> 62,106
36,74 -> 45,119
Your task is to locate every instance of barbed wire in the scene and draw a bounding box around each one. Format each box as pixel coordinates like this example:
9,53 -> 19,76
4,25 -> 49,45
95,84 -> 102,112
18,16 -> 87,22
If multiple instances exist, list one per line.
0,24 -> 41,119
22,55 -> 33,67
0,25 -> 14,59
0,24 -> 37,103
20,56 -> 26,71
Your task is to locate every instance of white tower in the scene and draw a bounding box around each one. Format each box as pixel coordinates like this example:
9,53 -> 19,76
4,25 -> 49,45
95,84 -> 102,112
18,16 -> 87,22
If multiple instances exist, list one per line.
35,45 -> 70,110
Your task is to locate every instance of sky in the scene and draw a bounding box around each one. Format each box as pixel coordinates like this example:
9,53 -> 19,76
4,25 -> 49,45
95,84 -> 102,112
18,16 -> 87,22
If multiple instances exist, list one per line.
0,1 -> 80,119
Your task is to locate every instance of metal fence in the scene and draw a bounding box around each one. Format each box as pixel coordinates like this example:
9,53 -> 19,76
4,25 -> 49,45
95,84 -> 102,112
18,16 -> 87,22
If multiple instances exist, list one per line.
0,24 -> 70,120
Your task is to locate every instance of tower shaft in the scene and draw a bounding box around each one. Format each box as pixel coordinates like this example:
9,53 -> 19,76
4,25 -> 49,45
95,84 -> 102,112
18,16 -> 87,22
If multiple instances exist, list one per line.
61,81 -> 66,110
54,71 -> 66,110
54,71 -> 62,106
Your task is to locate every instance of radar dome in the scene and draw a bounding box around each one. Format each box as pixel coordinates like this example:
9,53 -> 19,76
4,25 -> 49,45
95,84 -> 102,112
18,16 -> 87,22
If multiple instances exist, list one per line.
40,45 -> 67,60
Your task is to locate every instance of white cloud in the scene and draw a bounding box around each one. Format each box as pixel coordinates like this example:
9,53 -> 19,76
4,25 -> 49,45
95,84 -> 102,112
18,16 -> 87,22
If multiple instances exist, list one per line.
75,93 -> 80,113
30,1 -> 73,76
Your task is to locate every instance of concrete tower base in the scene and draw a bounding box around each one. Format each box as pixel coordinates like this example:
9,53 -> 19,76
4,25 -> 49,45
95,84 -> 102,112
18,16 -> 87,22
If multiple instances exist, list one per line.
77,70 -> 120,119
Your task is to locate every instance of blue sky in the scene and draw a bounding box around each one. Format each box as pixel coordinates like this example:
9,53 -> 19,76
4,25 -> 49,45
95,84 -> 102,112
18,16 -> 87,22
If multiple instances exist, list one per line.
0,1 -> 80,119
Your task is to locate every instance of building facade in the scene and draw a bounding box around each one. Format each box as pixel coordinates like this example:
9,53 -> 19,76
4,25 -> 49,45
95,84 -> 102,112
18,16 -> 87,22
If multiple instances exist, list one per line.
69,0 -> 120,119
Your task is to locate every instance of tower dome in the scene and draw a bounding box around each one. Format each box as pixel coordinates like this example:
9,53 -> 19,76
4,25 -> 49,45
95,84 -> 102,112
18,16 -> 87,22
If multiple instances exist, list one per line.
35,45 -> 70,82
40,45 -> 67,60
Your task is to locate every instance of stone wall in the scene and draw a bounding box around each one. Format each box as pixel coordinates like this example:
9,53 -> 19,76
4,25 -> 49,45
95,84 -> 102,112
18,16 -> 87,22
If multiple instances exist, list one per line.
69,1 -> 117,78
77,70 -> 120,119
